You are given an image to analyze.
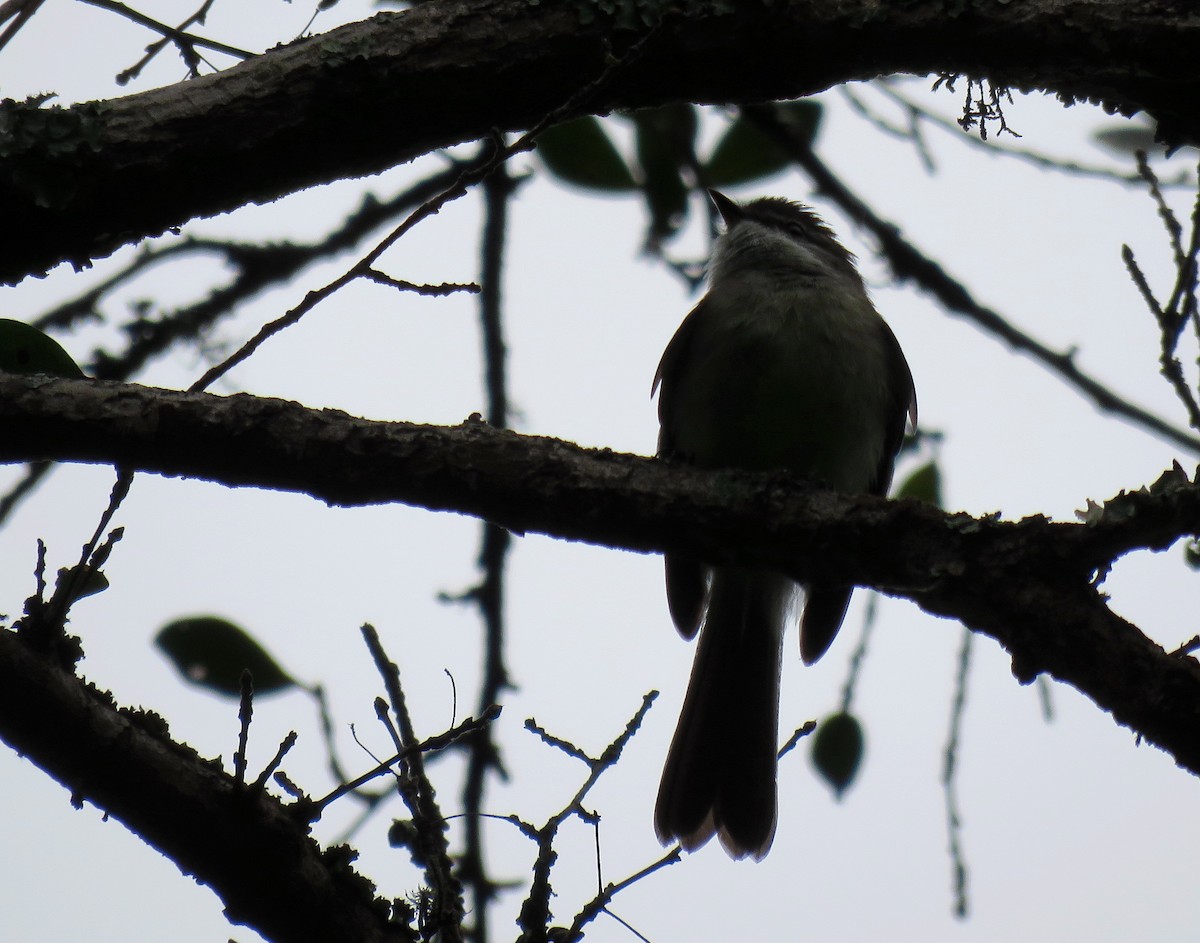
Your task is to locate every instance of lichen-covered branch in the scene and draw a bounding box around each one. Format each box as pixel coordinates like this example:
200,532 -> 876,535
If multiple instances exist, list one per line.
2,373 -> 1200,777
0,626 -> 406,943
2,0 -> 1197,283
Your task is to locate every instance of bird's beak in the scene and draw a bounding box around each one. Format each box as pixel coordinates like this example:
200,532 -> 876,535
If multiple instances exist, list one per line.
707,189 -> 743,227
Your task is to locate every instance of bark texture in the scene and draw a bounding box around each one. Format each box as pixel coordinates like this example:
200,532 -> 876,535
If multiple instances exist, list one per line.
1,0 -> 1196,283
4,374 -> 1200,778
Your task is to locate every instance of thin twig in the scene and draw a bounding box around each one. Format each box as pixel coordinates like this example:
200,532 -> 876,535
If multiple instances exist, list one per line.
307,705 -> 501,817
456,158 -> 518,943
252,730 -> 297,792
1127,158 -> 1200,431
114,0 -> 224,85
0,0 -> 46,54
188,19 -> 664,394
863,81 -> 1191,187
942,626 -> 973,919
0,164 -> 481,525
562,848 -> 682,943
233,669 -> 253,787
361,623 -> 464,943
77,0 -> 253,65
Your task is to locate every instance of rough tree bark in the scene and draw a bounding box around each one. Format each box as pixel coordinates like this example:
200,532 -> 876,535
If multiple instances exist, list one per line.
1,0 -> 1197,284
3,2 -> 1200,940
4,374 -> 1200,773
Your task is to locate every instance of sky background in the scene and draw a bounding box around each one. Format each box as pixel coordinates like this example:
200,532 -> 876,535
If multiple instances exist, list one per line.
2,3 -> 1199,942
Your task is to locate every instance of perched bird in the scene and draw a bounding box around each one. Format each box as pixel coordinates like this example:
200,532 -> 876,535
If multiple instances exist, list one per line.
652,190 -> 916,859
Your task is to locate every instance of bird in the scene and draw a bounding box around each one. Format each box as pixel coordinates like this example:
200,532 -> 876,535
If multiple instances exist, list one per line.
652,189 -> 916,860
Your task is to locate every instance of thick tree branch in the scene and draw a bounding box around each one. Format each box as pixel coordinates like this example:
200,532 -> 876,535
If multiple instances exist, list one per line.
2,0 -> 1197,283
0,627 -> 405,943
3,374 -> 1200,776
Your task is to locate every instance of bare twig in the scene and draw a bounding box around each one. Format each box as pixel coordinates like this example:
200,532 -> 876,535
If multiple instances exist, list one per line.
0,0 -> 46,54
188,19 -> 663,394
252,730 -> 298,792
233,669 -> 253,787
77,0 -> 253,78
942,626 -> 973,919
112,0 -> 227,85
308,705 -> 501,817
776,719 -> 818,760
361,270 -> 480,296
857,81 -> 1191,187
516,692 -> 659,941
0,163 -> 480,526
360,623 -> 464,943
455,159 -> 520,943
1125,157 -> 1200,431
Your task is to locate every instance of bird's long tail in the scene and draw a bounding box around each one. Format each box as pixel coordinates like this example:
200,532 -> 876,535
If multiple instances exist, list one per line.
654,568 -> 789,860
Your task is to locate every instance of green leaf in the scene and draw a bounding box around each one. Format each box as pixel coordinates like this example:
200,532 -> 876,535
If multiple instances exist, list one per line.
895,460 -> 943,507
704,100 -> 822,187
536,116 -> 638,192
811,711 -> 865,799
631,104 -> 697,245
156,616 -> 296,697
775,100 -> 823,147
1093,120 -> 1159,157
0,319 -> 84,378
704,116 -> 790,187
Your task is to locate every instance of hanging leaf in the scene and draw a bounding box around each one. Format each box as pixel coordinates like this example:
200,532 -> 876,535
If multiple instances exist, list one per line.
156,616 -> 296,697
536,116 -> 638,192
1093,119 -> 1159,157
704,116 -> 789,187
895,460 -> 943,507
703,100 -> 823,187
775,99 -> 823,147
811,711 -> 865,800
0,318 -> 84,378
631,104 -> 697,246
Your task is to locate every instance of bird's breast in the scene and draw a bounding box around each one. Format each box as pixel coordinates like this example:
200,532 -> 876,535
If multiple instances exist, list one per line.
663,283 -> 893,492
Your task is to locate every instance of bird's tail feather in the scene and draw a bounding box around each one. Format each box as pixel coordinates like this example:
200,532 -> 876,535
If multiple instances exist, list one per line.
654,568 -> 789,860
799,585 -> 854,665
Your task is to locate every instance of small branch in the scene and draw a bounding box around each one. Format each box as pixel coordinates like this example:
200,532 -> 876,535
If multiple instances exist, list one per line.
362,270 -> 480,296
1126,158 -> 1200,431
458,160 -> 519,943
114,0 -> 225,85
188,21 -> 659,394
233,669 -> 253,787
941,626 -> 974,919
838,590 -> 877,713
525,717 -> 591,763
360,624 -> 464,943
516,693 -> 658,941
776,720 -> 817,761
308,706 -> 501,817
77,0 -> 254,67
858,81 -> 1192,187
252,731 -> 298,793
562,847 -> 682,943
0,162 -> 486,525
0,0 -> 46,54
